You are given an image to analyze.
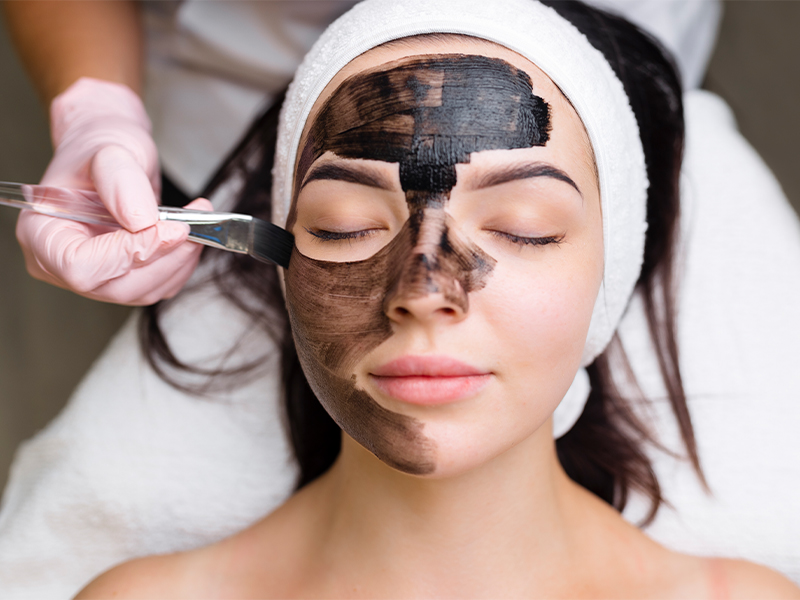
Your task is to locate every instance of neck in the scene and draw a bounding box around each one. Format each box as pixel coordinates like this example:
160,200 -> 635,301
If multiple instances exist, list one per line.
304,423 -> 588,597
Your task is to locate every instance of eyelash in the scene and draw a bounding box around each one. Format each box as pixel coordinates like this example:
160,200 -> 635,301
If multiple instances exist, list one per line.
490,231 -> 565,247
305,227 -> 379,242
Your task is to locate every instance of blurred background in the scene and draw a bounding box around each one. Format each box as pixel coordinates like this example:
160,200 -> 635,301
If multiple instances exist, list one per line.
0,1 -> 799,492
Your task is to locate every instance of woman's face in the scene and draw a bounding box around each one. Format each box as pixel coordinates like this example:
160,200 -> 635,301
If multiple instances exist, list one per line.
284,38 -> 603,478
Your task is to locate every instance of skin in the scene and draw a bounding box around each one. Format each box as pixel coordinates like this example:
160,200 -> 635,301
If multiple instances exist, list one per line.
77,37 -> 800,600
3,0 -> 143,104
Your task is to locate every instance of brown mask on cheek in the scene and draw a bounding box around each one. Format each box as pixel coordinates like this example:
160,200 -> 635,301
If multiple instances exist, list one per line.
284,55 -> 551,475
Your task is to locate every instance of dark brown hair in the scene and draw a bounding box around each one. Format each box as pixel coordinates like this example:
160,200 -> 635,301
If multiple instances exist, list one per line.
141,0 -> 704,524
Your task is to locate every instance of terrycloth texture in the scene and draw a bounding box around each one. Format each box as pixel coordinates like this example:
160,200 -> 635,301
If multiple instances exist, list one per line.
1,91 -> 800,598
271,0 -> 648,436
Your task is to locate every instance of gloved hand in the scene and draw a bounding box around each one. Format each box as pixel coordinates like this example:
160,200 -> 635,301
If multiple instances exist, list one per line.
16,77 -> 209,305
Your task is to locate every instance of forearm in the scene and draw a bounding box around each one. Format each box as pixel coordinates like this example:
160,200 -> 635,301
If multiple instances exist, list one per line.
2,0 -> 143,105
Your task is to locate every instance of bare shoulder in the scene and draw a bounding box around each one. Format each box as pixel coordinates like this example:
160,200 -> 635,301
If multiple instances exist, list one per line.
611,527 -> 800,600
75,491 -> 315,599
74,552 -> 194,599
710,558 -> 800,599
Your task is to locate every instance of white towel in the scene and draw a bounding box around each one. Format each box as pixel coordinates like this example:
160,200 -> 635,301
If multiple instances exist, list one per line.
0,274 -> 295,597
620,90 -> 800,581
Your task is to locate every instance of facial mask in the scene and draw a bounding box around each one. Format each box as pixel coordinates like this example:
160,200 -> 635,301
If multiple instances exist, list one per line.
284,55 -> 551,474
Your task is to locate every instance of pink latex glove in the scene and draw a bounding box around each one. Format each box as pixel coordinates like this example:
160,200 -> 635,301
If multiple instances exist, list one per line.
16,77 -> 210,305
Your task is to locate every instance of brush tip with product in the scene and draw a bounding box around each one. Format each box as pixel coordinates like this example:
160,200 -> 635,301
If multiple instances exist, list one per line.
251,218 -> 294,268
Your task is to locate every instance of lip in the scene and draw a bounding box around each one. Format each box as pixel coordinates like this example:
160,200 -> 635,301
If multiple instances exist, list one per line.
370,356 -> 491,405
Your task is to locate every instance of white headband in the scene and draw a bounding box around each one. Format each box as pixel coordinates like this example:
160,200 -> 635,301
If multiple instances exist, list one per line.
272,0 -> 648,437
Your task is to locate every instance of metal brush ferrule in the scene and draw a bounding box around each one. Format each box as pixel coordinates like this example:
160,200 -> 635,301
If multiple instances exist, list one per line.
158,207 -> 252,253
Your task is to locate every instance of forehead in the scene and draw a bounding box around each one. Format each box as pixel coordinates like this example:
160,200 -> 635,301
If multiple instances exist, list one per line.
312,38 -> 559,126
306,53 -> 551,188
294,35 -> 597,193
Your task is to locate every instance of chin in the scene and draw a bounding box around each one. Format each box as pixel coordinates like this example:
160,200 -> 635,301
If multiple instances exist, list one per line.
387,410 -> 555,479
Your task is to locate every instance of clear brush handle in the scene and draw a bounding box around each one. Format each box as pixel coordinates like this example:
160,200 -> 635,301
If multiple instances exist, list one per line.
0,182 -> 120,226
0,181 -> 259,255
0,179 -> 254,237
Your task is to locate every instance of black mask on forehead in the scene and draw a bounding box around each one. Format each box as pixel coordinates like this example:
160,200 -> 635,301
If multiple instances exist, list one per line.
294,54 -> 550,203
285,54 -> 551,475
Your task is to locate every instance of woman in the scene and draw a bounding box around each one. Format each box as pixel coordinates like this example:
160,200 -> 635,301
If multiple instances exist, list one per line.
78,0 -> 800,596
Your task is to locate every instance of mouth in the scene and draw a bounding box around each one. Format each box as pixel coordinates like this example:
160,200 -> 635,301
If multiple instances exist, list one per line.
369,355 -> 491,405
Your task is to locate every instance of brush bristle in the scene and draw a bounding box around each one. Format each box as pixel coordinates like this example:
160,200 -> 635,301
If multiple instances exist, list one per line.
251,218 -> 294,268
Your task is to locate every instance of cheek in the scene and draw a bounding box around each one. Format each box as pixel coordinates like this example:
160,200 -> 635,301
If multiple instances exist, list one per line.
480,243 -> 603,394
284,246 -> 393,378
283,246 -> 438,476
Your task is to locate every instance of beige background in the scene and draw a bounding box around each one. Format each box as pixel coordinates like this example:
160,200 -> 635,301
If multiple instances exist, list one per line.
0,1 -> 799,492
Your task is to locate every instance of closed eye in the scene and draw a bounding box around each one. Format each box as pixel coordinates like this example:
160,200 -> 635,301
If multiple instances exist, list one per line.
489,230 -> 565,247
304,227 -> 382,242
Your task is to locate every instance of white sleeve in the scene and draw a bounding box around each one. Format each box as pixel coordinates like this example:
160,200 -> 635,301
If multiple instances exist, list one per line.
143,1 -> 359,196
578,0 -> 722,89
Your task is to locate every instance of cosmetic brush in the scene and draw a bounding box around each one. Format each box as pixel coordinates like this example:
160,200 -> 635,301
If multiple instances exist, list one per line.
0,181 -> 294,268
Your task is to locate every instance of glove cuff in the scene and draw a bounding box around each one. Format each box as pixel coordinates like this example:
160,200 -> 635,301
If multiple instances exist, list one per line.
50,77 -> 152,147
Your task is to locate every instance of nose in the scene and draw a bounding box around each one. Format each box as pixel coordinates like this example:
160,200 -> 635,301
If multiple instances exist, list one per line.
384,208 -> 471,325
384,255 -> 469,324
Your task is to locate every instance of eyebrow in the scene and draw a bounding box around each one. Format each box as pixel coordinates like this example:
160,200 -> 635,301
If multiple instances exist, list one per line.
471,162 -> 582,197
301,162 -> 397,191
